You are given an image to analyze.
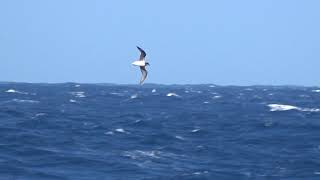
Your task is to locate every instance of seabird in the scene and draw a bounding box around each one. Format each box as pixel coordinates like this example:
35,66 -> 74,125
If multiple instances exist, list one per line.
132,46 -> 149,85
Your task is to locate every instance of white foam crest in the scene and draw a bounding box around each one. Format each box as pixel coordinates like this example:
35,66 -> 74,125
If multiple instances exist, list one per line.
69,99 -> 77,103
6,89 -> 17,93
203,101 -> 209,104
135,150 -> 160,158
35,113 -> 46,117
175,135 -> 185,140
115,128 -> 130,134
268,104 -> 320,112
166,93 -> 180,97
31,112 -> 47,119
212,95 -> 221,99
312,90 -> 320,93
5,89 -> 29,95
268,104 -> 300,111
104,131 -> 114,135
191,129 -> 201,133
11,99 -> 40,103
115,128 -> 125,133
110,92 -> 124,96
70,91 -> 86,98
130,94 -> 138,99
193,171 -> 209,175
123,150 -> 161,159
300,108 -> 320,112
74,84 -> 81,87
151,89 -> 156,93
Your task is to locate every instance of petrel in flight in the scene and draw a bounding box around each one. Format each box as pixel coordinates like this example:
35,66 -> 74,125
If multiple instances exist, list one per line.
132,46 -> 149,85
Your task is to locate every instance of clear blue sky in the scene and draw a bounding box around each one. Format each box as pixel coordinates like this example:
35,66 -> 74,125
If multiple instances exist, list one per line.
0,0 -> 319,85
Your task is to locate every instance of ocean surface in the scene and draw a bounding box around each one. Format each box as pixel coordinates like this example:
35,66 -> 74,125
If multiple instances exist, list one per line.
0,83 -> 320,180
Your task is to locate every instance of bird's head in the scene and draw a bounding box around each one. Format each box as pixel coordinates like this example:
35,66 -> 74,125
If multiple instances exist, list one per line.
145,62 -> 150,66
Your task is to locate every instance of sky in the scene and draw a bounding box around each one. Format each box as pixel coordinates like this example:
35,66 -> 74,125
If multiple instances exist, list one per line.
0,0 -> 319,85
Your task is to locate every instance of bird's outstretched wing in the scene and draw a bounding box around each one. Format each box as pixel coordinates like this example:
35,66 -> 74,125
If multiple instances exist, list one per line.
137,46 -> 146,60
139,66 -> 148,85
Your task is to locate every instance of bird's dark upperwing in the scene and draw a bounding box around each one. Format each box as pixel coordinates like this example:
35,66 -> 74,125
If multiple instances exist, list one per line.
137,46 -> 146,60
139,66 -> 148,85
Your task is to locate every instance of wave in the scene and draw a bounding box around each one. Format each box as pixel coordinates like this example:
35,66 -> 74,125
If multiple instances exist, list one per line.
166,93 -> 180,97
130,94 -> 138,99
5,89 -> 29,95
70,91 -> 86,98
123,150 -> 161,160
268,104 -> 320,112
69,99 -> 77,103
10,99 -> 40,104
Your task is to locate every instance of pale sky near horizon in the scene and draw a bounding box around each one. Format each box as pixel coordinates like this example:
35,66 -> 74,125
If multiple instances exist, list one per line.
0,0 -> 319,85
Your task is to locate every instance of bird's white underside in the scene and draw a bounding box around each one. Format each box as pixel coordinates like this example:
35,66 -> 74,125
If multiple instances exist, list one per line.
132,60 -> 146,66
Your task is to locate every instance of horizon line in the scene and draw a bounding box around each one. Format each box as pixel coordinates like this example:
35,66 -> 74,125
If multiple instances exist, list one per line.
0,81 -> 318,88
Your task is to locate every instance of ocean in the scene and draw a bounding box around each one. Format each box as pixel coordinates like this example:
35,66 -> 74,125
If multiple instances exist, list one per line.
0,83 -> 320,180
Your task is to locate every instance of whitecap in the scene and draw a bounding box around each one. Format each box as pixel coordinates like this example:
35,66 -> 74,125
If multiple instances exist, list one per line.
123,150 -> 160,159
299,108 -> 320,112
268,104 -> 320,112
209,85 -> 216,88
166,93 -> 180,97
191,129 -> 201,133
69,99 -> 77,103
31,113 -> 47,119
70,91 -> 86,98
312,90 -> 320,93
35,113 -> 46,117
11,99 -> 39,103
175,135 -> 185,140
104,131 -> 114,135
110,92 -> 124,96
151,89 -> 156,93
5,89 -> 28,95
268,104 -> 300,111
203,101 -> 209,104
134,119 -> 142,123
6,89 -> 17,93
130,94 -> 138,99
74,84 -> 81,87
135,150 -> 159,158
212,95 -> 221,99
193,171 -> 209,175
115,128 -> 130,134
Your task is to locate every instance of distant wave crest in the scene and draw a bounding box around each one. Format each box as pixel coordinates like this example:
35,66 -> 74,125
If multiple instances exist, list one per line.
268,104 -> 320,112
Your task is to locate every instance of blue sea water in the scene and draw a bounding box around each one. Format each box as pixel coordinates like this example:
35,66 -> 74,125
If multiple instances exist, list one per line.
0,83 -> 320,180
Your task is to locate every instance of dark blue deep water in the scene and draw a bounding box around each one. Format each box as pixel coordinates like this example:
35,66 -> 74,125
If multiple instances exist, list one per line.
1,83 -> 320,180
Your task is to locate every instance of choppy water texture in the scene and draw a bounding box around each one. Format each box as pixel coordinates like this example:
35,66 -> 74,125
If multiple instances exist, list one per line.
1,83 -> 320,180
